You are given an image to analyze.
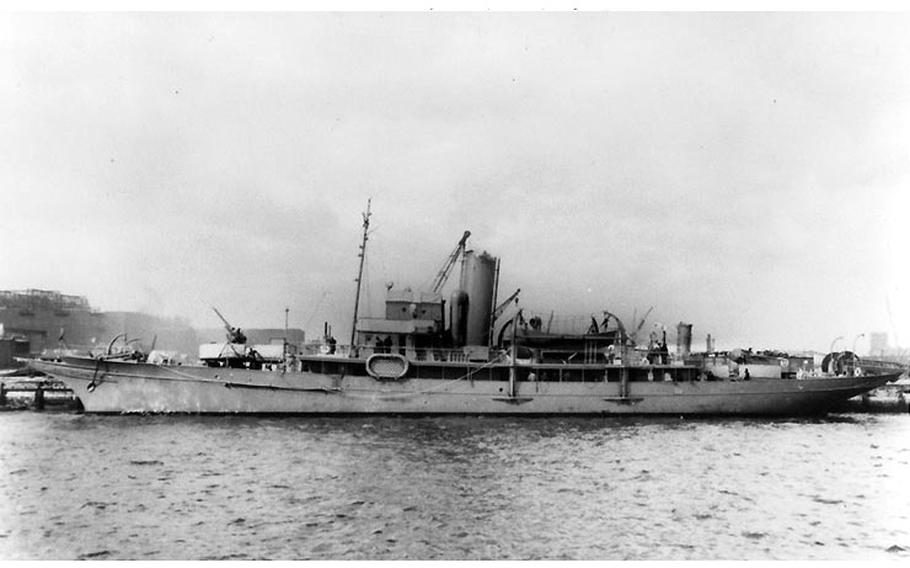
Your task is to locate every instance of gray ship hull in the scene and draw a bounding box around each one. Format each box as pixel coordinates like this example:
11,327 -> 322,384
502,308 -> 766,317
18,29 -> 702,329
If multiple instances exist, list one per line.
29,356 -> 899,416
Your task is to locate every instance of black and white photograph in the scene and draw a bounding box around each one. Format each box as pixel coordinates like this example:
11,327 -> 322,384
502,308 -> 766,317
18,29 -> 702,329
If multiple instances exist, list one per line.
1,2 -> 909,561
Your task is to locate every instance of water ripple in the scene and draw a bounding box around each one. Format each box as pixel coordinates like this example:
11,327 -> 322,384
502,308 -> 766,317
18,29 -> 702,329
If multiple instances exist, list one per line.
0,413 -> 909,560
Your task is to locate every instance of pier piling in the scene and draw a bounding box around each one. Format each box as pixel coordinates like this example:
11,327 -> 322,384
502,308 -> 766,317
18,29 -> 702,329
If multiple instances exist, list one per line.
33,383 -> 44,411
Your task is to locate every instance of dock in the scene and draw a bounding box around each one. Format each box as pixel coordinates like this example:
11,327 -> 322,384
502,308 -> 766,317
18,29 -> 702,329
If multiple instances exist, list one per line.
834,385 -> 910,414
0,374 -> 81,411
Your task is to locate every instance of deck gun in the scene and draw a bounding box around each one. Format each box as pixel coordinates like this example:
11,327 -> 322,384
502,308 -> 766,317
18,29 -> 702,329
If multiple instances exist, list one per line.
212,306 -> 247,344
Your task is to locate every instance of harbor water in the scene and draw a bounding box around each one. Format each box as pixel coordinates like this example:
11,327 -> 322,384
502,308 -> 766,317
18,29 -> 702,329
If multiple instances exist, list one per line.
1,411 -> 909,560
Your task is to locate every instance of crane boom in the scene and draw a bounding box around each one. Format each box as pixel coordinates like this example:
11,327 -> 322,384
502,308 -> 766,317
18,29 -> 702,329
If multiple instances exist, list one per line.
430,230 -> 471,294
635,306 -> 654,334
493,288 -> 521,320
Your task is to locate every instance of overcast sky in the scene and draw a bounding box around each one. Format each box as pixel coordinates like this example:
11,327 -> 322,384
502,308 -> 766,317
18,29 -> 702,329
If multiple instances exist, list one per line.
2,11 -> 908,353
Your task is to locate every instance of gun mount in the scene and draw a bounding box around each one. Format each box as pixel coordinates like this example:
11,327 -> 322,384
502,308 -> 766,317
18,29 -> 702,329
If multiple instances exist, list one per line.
211,306 -> 247,344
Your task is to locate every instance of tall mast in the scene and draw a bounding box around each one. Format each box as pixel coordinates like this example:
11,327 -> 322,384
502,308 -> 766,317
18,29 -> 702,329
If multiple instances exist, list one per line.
350,198 -> 372,355
283,307 -> 289,358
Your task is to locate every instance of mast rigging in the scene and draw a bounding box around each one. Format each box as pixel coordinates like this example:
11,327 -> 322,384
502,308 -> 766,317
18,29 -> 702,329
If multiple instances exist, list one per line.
349,198 -> 372,355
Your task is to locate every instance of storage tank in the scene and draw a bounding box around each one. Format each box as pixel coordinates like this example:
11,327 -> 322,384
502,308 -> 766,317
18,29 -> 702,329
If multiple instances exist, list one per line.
676,322 -> 693,358
460,251 -> 497,346
449,289 -> 469,347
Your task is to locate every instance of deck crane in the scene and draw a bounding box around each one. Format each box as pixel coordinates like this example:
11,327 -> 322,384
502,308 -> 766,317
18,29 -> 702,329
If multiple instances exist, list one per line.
625,306 -> 653,346
492,288 -> 521,321
429,230 -> 471,294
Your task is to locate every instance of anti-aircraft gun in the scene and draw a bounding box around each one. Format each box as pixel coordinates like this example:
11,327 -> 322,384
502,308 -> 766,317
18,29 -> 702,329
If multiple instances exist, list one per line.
212,306 -> 247,345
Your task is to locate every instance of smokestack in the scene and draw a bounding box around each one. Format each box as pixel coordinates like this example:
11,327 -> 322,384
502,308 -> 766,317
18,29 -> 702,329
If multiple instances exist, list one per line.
460,251 -> 497,346
677,322 -> 693,358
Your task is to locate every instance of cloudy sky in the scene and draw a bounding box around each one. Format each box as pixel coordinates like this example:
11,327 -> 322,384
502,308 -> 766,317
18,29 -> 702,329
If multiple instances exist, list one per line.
2,11 -> 908,353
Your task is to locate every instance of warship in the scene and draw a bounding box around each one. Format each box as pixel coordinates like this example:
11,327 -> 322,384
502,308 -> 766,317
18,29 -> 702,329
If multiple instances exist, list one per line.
28,202 -> 901,415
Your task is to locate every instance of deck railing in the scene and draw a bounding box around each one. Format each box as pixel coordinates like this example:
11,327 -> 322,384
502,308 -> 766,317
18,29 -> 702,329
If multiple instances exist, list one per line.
299,343 -> 692,367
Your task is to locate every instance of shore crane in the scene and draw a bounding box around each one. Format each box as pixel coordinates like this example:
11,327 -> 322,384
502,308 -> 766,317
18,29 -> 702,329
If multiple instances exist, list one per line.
429,230 -> 471,294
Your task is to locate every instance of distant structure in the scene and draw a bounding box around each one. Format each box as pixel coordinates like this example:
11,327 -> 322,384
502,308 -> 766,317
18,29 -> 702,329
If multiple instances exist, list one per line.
0,332 -> 28,368
867,330 -> 907,361
0,289 -> 313,369
0,289 -> 198,367
0,289 -> 100,353
869,331 -> 890,356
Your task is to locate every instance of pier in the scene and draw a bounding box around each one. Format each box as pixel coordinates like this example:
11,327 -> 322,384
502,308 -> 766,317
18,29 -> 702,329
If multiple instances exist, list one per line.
0,376 -> 80,411
834,385 -> 910,414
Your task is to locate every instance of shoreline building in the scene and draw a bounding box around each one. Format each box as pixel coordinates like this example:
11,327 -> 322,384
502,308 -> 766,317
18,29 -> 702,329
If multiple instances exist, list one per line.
1,289 -> 306,368
0,289 -> 198,367
868,331 -> 908,362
